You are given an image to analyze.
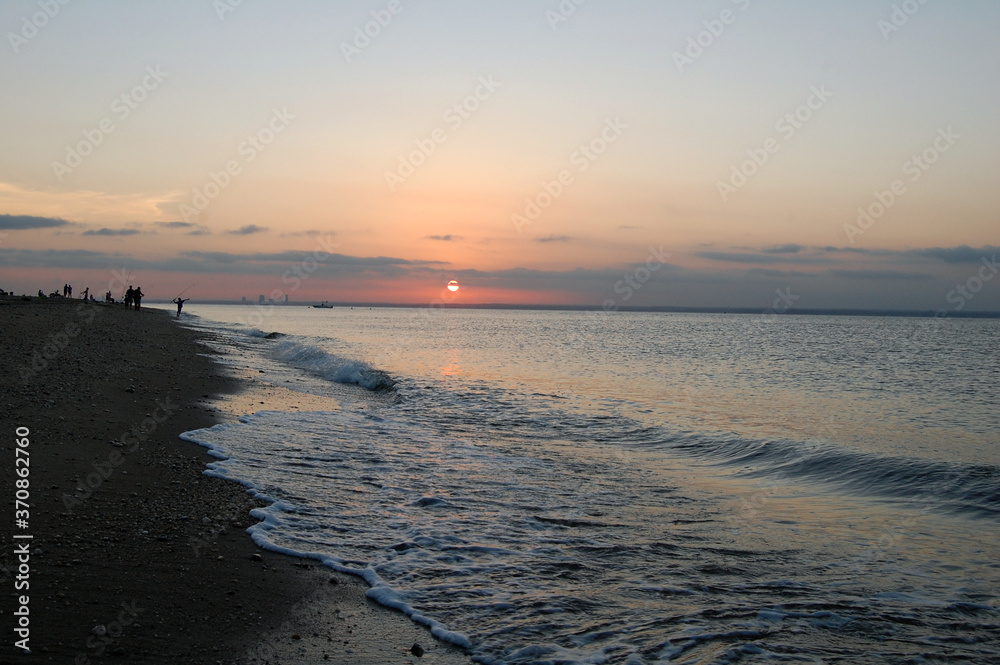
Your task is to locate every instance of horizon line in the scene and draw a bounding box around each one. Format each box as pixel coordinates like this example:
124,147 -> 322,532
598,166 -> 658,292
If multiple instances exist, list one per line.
145,300 -> 1000,319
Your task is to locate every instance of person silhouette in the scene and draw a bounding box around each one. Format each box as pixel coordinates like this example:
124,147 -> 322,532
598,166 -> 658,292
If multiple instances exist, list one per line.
133,286 -> 144,310
125,286 -> 134,309
172,297 -> 189,318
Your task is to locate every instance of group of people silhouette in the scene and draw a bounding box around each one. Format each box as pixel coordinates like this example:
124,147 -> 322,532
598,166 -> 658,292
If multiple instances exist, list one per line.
38,283 -> 146,309
29,283 -> 188,316
123,285 -> 144,310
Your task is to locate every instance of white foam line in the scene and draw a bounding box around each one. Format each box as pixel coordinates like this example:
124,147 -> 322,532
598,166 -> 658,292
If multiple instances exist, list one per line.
179,425 -> 475,654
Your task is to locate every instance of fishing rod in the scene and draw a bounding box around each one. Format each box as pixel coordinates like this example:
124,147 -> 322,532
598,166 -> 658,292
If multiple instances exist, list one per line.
119,270 -> 132,298
173,283 -> 197,301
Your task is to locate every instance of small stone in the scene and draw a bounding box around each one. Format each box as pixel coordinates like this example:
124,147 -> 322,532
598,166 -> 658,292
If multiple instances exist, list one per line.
410,643 -> 424,657
251,553 -> 262,562
92,625 -> 107,637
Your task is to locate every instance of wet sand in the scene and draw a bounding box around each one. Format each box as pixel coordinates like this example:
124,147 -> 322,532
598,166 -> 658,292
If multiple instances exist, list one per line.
1,297 -> 473,664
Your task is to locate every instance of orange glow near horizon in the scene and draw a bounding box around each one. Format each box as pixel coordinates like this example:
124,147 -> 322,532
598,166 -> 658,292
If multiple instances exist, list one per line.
1,5 -> 998,312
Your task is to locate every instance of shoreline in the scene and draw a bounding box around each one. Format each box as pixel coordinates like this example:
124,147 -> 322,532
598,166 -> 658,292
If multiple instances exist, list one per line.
1,298 -> 472,664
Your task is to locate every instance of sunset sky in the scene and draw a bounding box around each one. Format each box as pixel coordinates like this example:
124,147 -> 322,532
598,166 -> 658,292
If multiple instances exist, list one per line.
1,0 -> 998,310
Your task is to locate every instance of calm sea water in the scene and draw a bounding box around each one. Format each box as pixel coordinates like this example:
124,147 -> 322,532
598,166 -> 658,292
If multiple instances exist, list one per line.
170,305 -> 1000,664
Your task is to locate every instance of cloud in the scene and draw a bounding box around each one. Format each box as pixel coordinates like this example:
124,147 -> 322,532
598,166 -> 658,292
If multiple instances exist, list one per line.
0,181 -> 183,226
226,225 -> 269,235
823,245 -> 999,263
280,229 -> 329,238
763,244 -> 804,254
82,228 -> 143,236
535,235 -> 573,243
696,250 -> 831,265
155,220 -> 211,235
425,234 -> 462,241
0,214 -> 72,230
0,248 -> 132,269
0,248 -> 446,278
699,244 -> 1000,268
1,245 -> 994,311
828,269 -> 931,280
745,268 -> 818,278
910,245 -> 1000,264
166,250 -> 447,278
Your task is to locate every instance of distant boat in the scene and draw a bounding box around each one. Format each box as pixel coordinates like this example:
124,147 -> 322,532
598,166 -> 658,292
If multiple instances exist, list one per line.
313,302 -> 333,309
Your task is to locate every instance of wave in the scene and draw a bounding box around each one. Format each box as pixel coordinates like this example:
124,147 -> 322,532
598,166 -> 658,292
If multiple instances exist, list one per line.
264,335 -> 396,391
397,377 -> 1000,521
650,432 -> 1000,519
185,316 -> 396,392
179,420 -> 472,652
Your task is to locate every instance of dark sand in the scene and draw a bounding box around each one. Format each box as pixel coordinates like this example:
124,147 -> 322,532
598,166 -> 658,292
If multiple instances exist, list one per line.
1,297 -> 473,664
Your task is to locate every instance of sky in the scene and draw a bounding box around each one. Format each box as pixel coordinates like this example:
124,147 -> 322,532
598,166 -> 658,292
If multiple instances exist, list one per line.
1,0 -> 998,311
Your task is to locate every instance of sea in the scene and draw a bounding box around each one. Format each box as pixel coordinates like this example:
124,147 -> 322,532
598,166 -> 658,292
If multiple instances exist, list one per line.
160,304 -> 1000,664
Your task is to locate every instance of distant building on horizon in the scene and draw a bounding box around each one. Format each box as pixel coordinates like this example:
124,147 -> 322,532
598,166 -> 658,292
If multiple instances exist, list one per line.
258,294 -> 265,304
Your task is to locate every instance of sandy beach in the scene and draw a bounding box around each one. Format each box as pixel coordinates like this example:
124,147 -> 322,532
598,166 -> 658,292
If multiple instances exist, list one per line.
1,297 -> 473,664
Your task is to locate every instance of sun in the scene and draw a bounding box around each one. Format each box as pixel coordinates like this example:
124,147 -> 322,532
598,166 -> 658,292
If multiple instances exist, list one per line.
447,280 -> 460,292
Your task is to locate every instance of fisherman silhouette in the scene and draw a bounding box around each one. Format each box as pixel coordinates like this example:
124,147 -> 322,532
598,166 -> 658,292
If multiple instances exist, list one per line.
132,286 -> 144,311
172,297 -> 189,318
